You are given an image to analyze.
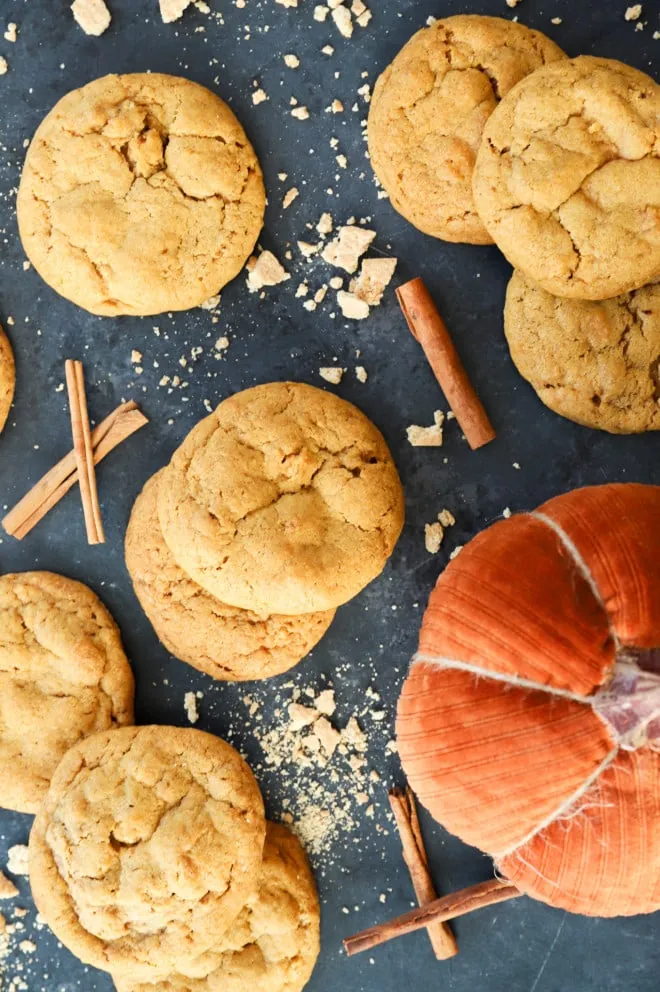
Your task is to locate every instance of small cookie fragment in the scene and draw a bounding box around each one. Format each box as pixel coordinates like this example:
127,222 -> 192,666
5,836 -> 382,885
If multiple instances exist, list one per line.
350,257 -> 397,305
283,54 -> 300,68
355,366 -> 368,383
624,4 -> 642,19
291,106 -> 310,120
321,226 -> 376,273
0,57 -> 7,75
332,5 -> 353,37
6,846 -> 29,877
406,411 -> 444,447
337,291 -> 369,320
183,691 -> 199,724
319,367 -> 344,384
252,88 -> 268,105
282,187 -> 299,208
159,0 -> 193,22
3,23 -> 17,42
71,0 -> 111,35
246,251 -> 290,291
0,870 -> 18,899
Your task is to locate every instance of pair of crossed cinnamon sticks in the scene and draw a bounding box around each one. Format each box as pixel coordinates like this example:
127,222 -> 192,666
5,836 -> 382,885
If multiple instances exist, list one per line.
343,785 -> 521,958
2,361 -> 148,543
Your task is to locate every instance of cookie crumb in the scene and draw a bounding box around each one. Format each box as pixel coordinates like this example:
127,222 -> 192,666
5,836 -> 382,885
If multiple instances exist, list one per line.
551,16 -> 562,23
3,22 -> 17,42
6,847 -> 28,877
313,4 -> 329,20
504,0 -> 521,7
291,105 -> 310,120
159,0 -> 192,22
319,367 -> 344,385
276,0 -> 299,6
71,0 -> 111,35
355,365 -> 368,383
314,717 -> 341,757
438,509 -> 455,528
200,293 -> 220,310
406,411 -> 444,447
252,87 -> 268,105
283,53 -> 300,68
298,241 -> 320,257
316,212 -> 334,236
19,940 -> 36,954
502,507 -> 512,519
624,4 -> 642,19
246,251 -> 290,291
315,689 -> 336,716
321,44 -> 335,55
321,226 -> 376,273
0,872 -> 18,900
288,703 -> 318,730
350,257 -> 397,305
282,187 -> 299,208
424,522 -> 444,554
332,5 -> 353,36
0,57 -> 7,75
329,275 -> 343,289
337,291 -> 369,320
183,691 -> 199,724
449,545 -> 463,560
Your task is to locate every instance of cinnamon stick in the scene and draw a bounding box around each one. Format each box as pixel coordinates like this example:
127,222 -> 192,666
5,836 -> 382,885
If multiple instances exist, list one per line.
344,879 -> 521,957
3,401 -> 148,540
65,360 -> 105,544
388,787 -> 457,960
396,277 -> 495,450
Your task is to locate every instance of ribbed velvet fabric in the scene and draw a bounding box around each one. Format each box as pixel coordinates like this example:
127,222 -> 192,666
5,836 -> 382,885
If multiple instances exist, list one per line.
397,484 -> 660,917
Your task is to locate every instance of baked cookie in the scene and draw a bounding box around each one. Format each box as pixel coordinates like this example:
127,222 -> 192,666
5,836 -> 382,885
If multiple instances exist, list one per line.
0,571 -> 134,814
17,73 -> 265,316
0,325 -> 15,434
29,725 -> 266,979
473,57 -> 660,299
368,15 -> 564,244
504,271 -> 660,433
158,382 -> 405,616
113,821 -> 320,992
126,472 -> 335,680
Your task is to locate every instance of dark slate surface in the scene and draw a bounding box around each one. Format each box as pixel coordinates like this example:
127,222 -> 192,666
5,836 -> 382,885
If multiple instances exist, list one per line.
0,0 -> 658,989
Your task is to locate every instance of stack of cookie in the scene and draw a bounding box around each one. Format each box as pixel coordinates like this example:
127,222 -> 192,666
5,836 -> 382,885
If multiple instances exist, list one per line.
126,381 -> 405,681
28,725 -> 320,992
369,16 -> 660,434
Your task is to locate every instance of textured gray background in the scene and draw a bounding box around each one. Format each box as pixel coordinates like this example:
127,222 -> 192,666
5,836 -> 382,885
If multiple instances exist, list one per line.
0,0 -> 658,989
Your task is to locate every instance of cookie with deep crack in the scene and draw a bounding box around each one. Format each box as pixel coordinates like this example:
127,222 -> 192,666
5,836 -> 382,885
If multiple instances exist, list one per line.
17,73 -> 265,316
504,271 -> 660,433
113,821 -> 320,992
0,571 -> 134,814
367,15 -> 565,244
29,725 -> 266,979
126,471 -> 335,680
473,56 -> 660,299
0,325 -> 15,434
158,382 -> 405,616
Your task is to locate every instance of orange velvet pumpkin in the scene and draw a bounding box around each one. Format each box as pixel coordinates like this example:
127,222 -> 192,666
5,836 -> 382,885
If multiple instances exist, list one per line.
397,483 -> 660,917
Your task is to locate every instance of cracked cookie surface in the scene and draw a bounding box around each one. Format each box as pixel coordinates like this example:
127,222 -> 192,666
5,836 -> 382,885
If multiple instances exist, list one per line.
29,725 -> 266,978
17,73 -> 265,316
158,382 -> 405,616
126,471 -> 334,681
367,15 -> 564,244
473,56 -> 660,299
0,324 -> 15,434
504,271 -> 660,433
113,821 -> 320,992
0,571 -> 134,814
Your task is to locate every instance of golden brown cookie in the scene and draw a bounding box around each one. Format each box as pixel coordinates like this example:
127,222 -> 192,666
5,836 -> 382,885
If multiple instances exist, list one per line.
29,725 -> 266,979
504,271 -> 660,433
17,73 -> 265,316
158,382 -> 405,616
126,471 -> 335,680
0,571 -> 134,814
367,15 -> 564,244
113,822 -> 320,992
0,325 -> 15,434
473,56 -> 660,299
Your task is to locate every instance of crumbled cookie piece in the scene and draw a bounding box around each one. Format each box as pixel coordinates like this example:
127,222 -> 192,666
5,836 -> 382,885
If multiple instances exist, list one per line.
71,0 -> 111,35
343,716 -> 367,752
252,87 -> 268,105
3,22 -> 17,42
355,6 -> 371,26
332,5 -> 353,36
322,44 -> 335,55
329,98 -> 344,113
314,717 -> 341,756
298,241 -> 320,257
424,522 -> 444,554
551,16 -> 562,24
6,847 -> 28,877
317,212 -> 334,236
350,257 -> 397,305
406,411 -> 444,447
277,0 -> 299,6
200,293 -> 221,310
505,0 -> 522,7
624,4 -> 642,19
337,291 -> 369,320
315,689 -> 336,716
322,226 -> 376,272
329,275 -> 343,289
246,251 -> 290,291
288,703 -> 318,730
183,691 -> 199,724
0,871 -> 18,900
438,509 -> 455,527
291,105 -> 310,119
282,187 -> 299,208
295,281 -> 309,297
319,367 -> 344,384
449,545 -> 463,559
314,4 -> 329,19
283,53 -> 300,68
0,57 -> 7,75
355,366 -> 368,383
159,0 -> 193,22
